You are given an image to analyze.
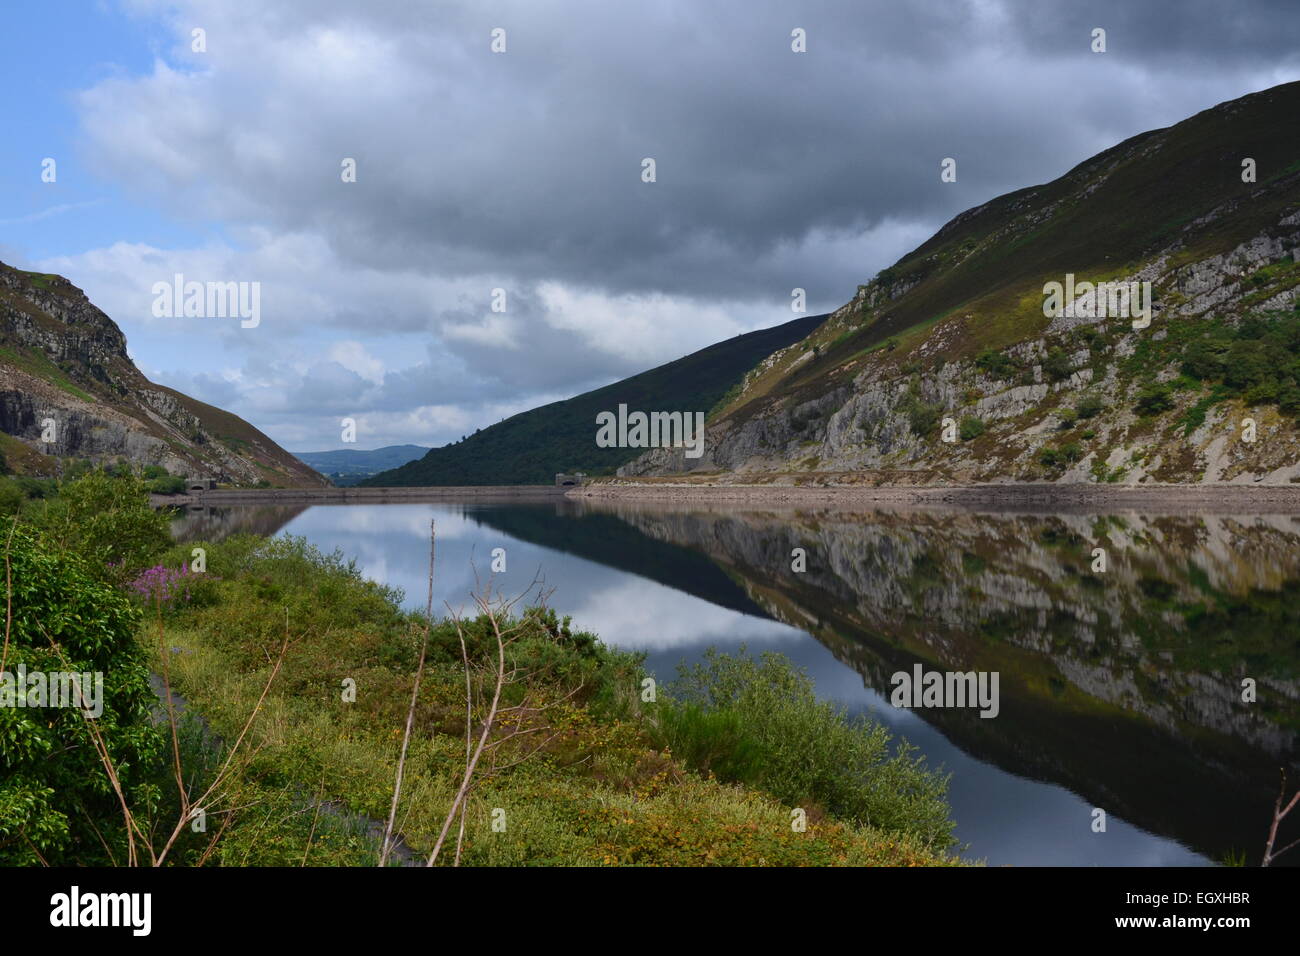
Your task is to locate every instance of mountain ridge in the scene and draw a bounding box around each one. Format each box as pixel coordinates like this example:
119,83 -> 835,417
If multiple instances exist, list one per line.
0,261 -> 327,487
623,81 -> 1300,485
365,311 -> 828,486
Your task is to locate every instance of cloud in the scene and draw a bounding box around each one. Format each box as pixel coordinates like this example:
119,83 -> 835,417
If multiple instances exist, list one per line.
27,0 -> 1300,448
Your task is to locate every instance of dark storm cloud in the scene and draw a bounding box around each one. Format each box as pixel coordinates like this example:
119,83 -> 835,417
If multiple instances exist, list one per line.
88,0 -> 1299,308
54,0 -> 1300,447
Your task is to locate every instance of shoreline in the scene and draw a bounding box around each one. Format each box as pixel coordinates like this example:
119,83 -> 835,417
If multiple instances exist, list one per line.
170,485 -> 568,506
166,479 -> 1300,515
565,480 -> 1300,514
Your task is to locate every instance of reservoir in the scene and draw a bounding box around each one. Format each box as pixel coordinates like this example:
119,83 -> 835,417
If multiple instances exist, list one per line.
172,494 -> 1300,866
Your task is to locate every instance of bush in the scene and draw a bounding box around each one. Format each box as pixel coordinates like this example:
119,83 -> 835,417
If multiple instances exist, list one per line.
1057,408 -> 1078,430
0,478 -> 24,516
1134,383 -> 1174,416
29,472 -> 172,583
1175,313 -> 1300,418
1075,394 -> 1103,419
958,416 -> 985,441
1042,348 -> 1073,382
1038,447 -> 1061,468
975,348 -> 1016,379
907,401 -> 944,438
656,649 -> 954,852
0,527 -> 167,865
146,474 -> 187,495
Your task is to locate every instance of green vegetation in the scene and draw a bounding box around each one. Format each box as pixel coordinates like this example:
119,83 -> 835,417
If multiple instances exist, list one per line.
0,525 -> 167,866
900,383 -> 944,439
959,416 -> 986,441
657,650 -> 953,852
0,473 -> 961,867
28,471 -> 171,584
365,313 -> 827,486
1177,313 -> 1300,413
1075,394 -> 1103,419
1042,348 -> 1073,383
1038,441 -> 1083,470
1133,382 -> 1175,416
975,348 -> 1018,380
0,344 -> 94,402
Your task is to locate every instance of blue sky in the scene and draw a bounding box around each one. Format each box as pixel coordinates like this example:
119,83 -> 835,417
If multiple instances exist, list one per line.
3,0 -> 1298,452
0,2 -> 198,257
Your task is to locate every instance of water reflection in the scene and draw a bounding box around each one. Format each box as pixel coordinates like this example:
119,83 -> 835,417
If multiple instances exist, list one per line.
175,498 -> 1300,866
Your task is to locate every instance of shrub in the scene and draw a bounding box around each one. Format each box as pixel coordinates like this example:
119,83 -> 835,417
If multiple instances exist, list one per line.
1075,394 -> 1103,419
147,474 -> 187,495
1038,447 -> 1061,468
907,401 -> 943,437
0,479 -> 24,516
1042,348 -> 1073,382
656,649 -> 954,852
29,472 -> 171,583
1057,408 -> 1078,430
1134,383 -> 1174,416
958,416 -> 985,441
0,527 -> 167,865
975,348 -> 1016,379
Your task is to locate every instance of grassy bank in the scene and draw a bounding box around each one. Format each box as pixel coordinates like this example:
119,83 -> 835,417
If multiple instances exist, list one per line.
2,472 -> 964,866
148,534 -> 960,865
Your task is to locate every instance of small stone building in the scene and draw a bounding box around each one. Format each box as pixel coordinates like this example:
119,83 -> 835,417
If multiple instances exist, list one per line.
554,472 -> 586,487
187,477 -> 217,493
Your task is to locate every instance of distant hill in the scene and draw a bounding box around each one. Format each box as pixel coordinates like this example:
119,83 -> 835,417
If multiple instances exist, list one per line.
0,261 -> 327,487
364,312 -> 828,486
295,444 -> 430,485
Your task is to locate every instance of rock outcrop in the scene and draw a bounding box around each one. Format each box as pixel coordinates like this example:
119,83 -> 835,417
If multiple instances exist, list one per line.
0,262 -> 327,487
624,81 -> 1300,485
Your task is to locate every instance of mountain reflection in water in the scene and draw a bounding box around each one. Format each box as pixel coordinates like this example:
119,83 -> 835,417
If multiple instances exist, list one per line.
174,497 -> 1300,866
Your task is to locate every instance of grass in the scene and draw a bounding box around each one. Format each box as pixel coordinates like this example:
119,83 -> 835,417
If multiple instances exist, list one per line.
144,533 -> 965,866
0,344 -> 95,402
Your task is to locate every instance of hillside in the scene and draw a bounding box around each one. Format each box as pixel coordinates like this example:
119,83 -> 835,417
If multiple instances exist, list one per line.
294,444 -> 429,485
623,81 -> 1300,485
365,312 -> 827,486
0,261 -> 327,487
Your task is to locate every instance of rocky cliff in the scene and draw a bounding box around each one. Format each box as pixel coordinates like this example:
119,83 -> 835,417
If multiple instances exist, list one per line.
0,261 -> 327,487
624,81 -> 1300,485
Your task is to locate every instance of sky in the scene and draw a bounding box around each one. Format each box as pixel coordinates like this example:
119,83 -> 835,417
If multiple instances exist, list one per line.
1,0 -> 1298,452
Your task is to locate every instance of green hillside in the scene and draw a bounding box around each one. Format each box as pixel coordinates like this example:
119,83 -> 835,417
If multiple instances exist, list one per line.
624,81 -> 1300,486
723,81 -> 1300,424
365,312 -> 827,486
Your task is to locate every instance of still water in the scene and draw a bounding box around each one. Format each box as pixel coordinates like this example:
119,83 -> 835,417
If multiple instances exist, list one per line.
173,496 -> 1300,866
